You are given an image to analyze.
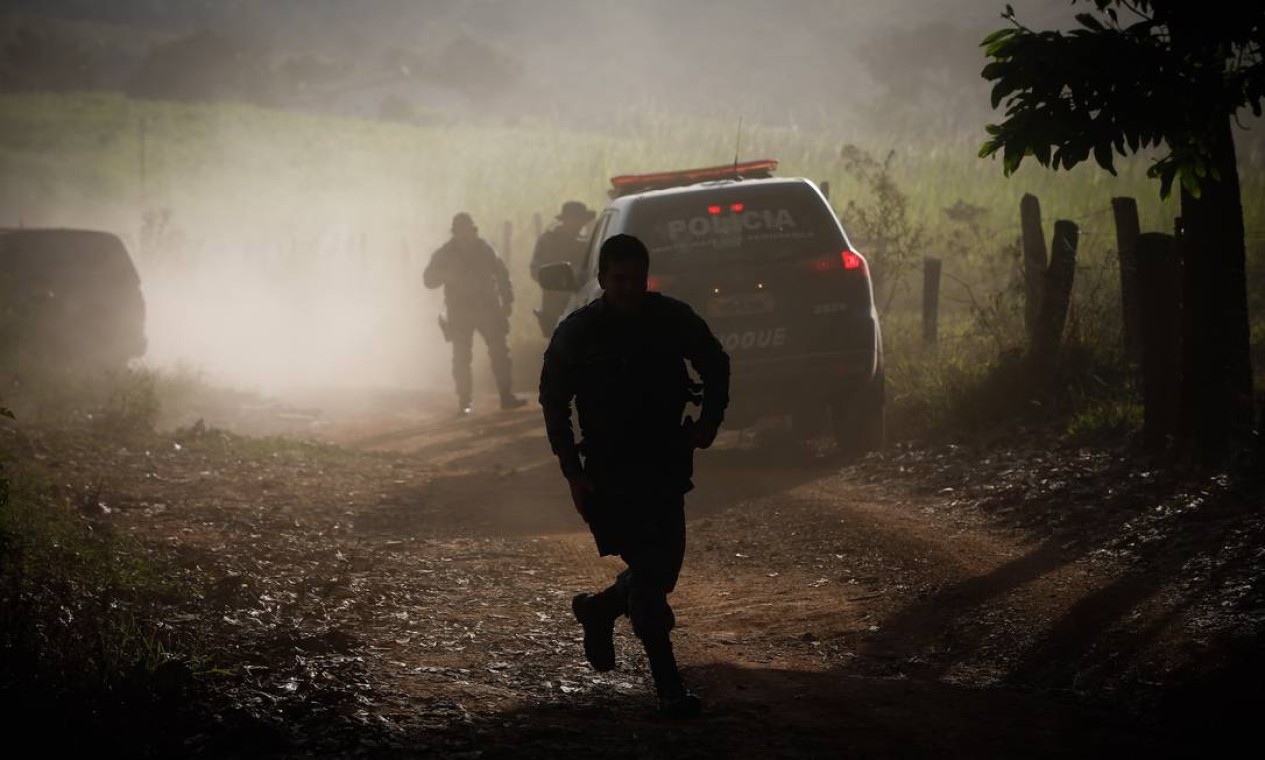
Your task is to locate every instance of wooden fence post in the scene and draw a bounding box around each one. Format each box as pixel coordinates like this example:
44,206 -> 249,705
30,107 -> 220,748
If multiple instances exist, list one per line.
922,256 -> 941,346
1020,193 -> 1048,346
1135,232 -> 1181,453
1032,220 -> 1078,361
502,220 -> 513,266
1112,197 -> 1143,360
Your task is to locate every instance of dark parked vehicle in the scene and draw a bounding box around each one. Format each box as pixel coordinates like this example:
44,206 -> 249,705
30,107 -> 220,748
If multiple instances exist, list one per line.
0,228 -> 147,369
537,160 -> 884,453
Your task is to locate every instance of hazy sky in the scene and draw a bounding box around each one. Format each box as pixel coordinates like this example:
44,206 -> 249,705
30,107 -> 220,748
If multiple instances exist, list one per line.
4,0 -> 1081,124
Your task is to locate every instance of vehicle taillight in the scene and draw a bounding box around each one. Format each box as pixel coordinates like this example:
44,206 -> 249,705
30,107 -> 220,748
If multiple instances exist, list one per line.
707,205 -> 722,215
805,251 -> 866,274
807,256 -> 836,273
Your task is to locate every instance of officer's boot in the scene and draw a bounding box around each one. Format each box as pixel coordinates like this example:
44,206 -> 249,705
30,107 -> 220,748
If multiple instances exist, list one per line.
571,582 -> 625,672
642,636 -> 701,718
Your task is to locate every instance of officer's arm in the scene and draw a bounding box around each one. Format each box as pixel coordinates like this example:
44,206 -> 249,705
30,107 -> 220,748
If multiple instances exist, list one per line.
422,248 -> 447,289
681,306 -> 731,428
539,328 -> 583,480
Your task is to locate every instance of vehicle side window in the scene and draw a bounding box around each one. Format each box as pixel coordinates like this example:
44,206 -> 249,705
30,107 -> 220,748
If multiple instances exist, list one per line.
583,209 -> 617,279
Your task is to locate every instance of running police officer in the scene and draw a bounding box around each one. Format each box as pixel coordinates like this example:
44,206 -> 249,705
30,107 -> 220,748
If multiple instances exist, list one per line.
424,212 -> 526,415
530,200 -> 595,336
538,233 -> 730,718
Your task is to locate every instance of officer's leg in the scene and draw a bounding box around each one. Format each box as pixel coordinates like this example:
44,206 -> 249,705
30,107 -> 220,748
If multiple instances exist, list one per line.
450,321 -> 475,411
540,290 -> 568,334
572,569 -> 629,672
622,496 -> 690,706
588,570 -> 631,620
478,312 -> 517,404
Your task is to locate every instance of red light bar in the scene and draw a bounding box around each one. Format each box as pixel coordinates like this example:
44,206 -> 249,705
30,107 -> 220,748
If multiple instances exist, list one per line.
708,205 -> 722,215
609,159 -> 779,197
842,251 -> 864,270
730,203 -> 745,212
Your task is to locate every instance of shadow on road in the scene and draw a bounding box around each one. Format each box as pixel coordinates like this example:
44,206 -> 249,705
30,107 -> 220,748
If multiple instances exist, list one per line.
352,414 -> 847,542
845,455 -> 1264,749
350,661 -> 1157,759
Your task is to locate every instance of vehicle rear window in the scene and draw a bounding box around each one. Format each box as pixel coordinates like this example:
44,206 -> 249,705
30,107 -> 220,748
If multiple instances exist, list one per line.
625,184 -> 844,272
0,231 -> 139,286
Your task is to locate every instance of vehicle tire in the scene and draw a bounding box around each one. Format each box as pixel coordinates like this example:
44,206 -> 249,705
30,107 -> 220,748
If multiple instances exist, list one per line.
829,376 -> 885,457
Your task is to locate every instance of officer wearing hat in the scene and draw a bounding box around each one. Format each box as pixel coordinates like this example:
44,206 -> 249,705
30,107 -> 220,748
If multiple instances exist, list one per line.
424,212 -> 526,415
530,201 -> 596,336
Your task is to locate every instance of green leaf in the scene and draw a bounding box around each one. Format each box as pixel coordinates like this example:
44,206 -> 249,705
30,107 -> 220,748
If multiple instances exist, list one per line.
1093,142 -> 1117,174
980,28 -> 1014,47
984,36 -> 1015,58
990,80 -> 1017,109
1075,13 -> 1105,32
981,61 -> 1008,82
1180,170 -> 1202,199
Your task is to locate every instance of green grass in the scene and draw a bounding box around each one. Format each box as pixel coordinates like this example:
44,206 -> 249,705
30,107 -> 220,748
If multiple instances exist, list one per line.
0,463 -> 195,696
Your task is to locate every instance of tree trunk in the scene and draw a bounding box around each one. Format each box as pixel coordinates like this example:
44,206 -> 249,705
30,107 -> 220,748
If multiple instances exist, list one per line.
1135,233 -> 1181,455
1176,117 -> 1255,465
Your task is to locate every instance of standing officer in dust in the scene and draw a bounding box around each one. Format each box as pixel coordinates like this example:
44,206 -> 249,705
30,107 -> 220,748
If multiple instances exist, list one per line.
539,233 -> 730,718
530,200 -> 595,335
424,212 -> 526,415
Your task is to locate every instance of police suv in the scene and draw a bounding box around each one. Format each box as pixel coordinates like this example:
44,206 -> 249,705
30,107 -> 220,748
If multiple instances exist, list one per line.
537,160 -> 883,454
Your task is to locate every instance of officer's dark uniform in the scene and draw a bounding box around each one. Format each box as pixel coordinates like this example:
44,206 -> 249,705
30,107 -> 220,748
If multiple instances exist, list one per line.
424,217 -> 519,412
539,291 -> 729,705
530,225 -> 588,331
530,201 -> 594,335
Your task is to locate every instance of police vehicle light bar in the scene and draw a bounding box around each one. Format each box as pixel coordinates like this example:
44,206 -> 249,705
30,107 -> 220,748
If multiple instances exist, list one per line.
609,159 -> 779,197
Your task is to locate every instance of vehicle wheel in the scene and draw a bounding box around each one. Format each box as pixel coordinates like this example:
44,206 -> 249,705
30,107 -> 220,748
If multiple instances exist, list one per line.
829,378 -> 885,457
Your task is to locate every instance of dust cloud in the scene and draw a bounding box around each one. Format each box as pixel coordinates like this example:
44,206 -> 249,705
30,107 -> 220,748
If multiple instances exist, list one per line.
121,132 -> 465,402
125,126 -> 461,396
140,242 -> 446,393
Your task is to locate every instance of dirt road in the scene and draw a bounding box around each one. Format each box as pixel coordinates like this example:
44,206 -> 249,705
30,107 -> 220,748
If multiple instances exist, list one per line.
83,389 -> 1207,757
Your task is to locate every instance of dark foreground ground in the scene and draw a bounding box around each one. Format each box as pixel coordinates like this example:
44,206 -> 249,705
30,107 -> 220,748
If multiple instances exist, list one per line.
2,388 -> 1262,758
